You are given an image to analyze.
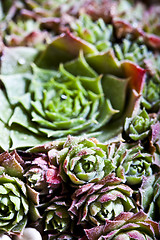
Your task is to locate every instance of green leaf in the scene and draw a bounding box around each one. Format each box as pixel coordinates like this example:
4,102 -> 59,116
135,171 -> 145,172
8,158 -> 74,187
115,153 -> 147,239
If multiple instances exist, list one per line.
10,126 -> 47,150
102,74 -> 129,114
0,73 -> 31,105
1,47 -> 38,75
0,120 -> 11,151
86,50 -> 123,77
0,89 -> 12,123
64,50 -> 97,77
9,106 -> 39,134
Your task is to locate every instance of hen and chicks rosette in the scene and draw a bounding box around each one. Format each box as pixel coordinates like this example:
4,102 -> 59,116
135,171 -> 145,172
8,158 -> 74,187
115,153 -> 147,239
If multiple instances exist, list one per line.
0,0 -> 159,240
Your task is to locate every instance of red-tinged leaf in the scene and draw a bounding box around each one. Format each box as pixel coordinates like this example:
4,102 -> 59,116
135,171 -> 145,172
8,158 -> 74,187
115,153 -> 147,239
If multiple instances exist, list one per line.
0,151 -> 24,178
121,223 -> 140,230
37,31 -> 98,68
113,18 -> 139,38
99,173 -> 122,185
74,183 -> 94,197
143,33 -> 160,49
26,185 -> 39,205
127,230 -> 146,240
127,210 -> 148,223
85,225 -> 104,240
145,219 -> 160,239
46,167 -> 62,185
113,18 -> 160,50
112,212 -> 133,221
98,192 -> 118,202
121,61 -> 146,95
32,157 -> 48,169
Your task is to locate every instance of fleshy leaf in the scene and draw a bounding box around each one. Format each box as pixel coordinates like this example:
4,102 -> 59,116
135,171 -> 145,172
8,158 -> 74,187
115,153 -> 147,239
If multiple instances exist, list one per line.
37,31 -> 98,69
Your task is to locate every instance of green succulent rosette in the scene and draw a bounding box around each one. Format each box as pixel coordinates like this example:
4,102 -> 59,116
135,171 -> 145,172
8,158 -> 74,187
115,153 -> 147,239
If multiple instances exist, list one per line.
0,173 -> 40,234
69,174 -> 138,227
43,196 -> 72,235
123,108 -> 156,141
106,141 -> 154,185
59,136 -> 115,185
84,210 -> 160,240
0,31 -> 145,150
23,152 -> 62,196
139,173 -> 160,222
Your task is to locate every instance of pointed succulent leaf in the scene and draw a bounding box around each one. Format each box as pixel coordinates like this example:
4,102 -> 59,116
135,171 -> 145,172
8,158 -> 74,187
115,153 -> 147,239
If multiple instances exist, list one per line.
0,151 -> 24,179
139,173 -> 160,222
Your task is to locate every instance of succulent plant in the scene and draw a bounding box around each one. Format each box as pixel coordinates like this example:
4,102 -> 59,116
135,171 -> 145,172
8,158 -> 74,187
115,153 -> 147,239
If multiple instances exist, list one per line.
4,19 -> 48,48
43,196 -> 72,235
59,136 -> 115,185
106,141 -> 154,185
0,173 -> 40,234
0,31 -> 145,150
69,174 -> 138,227
84,210 -> 160,240
142,5 -> 160,36
124,108 -> 156,141
0,1 -> 159,239
23,153 -> 62,195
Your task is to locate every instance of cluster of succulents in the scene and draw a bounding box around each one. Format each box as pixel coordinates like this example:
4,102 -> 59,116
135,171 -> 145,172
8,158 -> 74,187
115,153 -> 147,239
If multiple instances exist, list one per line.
0,0 -> 159,240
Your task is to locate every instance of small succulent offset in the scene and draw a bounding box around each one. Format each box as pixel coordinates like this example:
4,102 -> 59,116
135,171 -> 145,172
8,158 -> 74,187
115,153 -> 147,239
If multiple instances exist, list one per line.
139,173 -> 160,222
84,210 -> 160,240
43,196 -> 72,235
23,153 -> 62,196
142,75 -> 160,112
0,173 -> 40,234
69,174 -> 138,227
106,141 -> 153,185
57,136 -> 115,185
124,108 -> 156,141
